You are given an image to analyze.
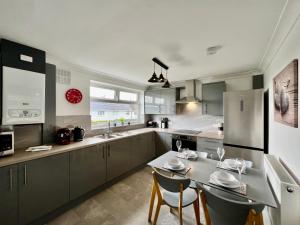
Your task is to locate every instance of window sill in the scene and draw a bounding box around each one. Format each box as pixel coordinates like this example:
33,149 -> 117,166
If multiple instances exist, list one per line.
91,122 -> 145,131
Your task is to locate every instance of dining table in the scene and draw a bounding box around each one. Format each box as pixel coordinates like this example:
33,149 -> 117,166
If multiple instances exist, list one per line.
147,151 -> 277,208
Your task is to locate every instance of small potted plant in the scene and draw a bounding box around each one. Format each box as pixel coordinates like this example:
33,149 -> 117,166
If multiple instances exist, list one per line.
119,117 -> 125,126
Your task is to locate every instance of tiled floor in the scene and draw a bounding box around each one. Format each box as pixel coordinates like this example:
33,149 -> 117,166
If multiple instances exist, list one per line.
47,167 -> 205,225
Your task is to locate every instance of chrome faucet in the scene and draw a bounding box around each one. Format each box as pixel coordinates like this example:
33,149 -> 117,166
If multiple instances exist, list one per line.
107,120 -> 111,135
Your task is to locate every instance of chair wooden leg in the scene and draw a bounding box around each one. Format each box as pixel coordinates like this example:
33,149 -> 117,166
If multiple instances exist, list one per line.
200,191 -> 212,225
179,206 -> 183,225
153,199 -> 162,225
193,197 -> 201,225
148,182 -> 156,222
256,213 -> 264,225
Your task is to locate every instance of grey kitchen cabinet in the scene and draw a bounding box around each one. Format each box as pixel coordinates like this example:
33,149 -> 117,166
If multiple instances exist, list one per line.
197,137 -> 223,160
146,132 -> 156,160
0,164 -> 18,225
131,132 -> 156,168
70,144 -> 107,200
106,138 -> 132,181
18,153 -> 69,225
202,81 -> 226,116
155,132 -> 172,156
145,88 -> 176,115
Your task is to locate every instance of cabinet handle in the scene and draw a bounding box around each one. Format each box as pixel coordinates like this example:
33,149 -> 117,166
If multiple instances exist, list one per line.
108,144 -> 110,157
204,140 -> 221,144
24,164 -> 27,186
102,146 -> 105,159
9,168 -> 13,191
206,147 -> 217,151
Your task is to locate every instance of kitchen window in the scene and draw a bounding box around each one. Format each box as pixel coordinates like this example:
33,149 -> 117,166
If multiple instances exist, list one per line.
90,82 -> 143,129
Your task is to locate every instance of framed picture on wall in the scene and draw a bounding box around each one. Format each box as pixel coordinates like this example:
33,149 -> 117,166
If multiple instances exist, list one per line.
273,59 -> 298,128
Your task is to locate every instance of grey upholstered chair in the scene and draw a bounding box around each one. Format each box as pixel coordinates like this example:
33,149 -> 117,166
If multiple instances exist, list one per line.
148,169 -> 200,225
199,184 -> 265,225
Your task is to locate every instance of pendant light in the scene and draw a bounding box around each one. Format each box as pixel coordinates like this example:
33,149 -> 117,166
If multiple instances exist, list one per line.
158,67 -> 165,83
148,62 -> 159,83
162,70 -> 171,88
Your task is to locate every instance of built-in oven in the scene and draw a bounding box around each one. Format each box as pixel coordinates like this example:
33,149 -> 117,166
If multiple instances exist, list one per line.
172,134 -> 197,151
0,131 -> 14,156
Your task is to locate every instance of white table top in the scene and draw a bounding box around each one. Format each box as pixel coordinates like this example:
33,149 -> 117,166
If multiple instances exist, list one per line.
148,151 -> 277,208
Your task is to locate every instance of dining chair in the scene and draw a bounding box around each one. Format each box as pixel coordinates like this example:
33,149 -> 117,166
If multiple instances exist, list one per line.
198,184 -> 265,225
148,169 -> 201,225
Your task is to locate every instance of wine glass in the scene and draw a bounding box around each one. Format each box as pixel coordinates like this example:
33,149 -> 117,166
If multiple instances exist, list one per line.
217,147 -> 225,165
235,158 -> 246,190
176,140 -> 182,152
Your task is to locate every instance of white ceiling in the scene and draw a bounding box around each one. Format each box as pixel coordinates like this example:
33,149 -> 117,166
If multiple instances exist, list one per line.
0,0 -> 286,85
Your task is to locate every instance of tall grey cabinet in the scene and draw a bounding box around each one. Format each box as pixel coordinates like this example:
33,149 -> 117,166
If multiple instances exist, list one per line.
18,153 -> 69,225
70,144 -> 107,200
202,81 -> 226,116
0,165 -> 18,225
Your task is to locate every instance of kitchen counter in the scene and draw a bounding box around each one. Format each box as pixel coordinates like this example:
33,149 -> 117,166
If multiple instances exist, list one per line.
152,128 -> 224,140
0,128 -> 223,168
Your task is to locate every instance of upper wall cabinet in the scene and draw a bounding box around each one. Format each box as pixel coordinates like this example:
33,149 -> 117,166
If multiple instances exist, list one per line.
202,81 -> 226,116
145,88 -> 176,115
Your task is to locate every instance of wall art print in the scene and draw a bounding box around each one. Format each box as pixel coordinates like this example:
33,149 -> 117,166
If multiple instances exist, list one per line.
273,59 -> 298,128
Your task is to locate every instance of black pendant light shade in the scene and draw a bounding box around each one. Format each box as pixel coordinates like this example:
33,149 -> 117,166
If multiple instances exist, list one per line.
158,68 -> 165,82
162,79 -> 170,88
148,62 -> 159,83
162,70 -> 171,88
148,72 -> 159,82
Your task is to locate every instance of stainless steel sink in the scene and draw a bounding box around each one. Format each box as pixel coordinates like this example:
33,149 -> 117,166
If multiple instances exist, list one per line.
96,132 -> 126,139
96,134 -> 116,139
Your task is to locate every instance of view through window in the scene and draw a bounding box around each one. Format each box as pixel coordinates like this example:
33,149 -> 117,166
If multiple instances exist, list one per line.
90,84 -> 142,129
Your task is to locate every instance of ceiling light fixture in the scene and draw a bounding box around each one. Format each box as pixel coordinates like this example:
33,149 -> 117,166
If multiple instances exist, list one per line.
148,57 -> 171,88
158,67 -> 165,83
148,61 -> 159,82
162,70 -> 171,88
206,45 -> 222,55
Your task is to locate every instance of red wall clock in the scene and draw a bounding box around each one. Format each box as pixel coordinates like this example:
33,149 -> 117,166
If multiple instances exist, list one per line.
65,88 -> 83,104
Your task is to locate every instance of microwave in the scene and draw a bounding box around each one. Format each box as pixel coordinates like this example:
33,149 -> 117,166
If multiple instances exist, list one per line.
0,131 -> 14,156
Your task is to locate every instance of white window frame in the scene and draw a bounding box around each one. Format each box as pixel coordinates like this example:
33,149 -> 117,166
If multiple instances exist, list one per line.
90,81 -> 143,129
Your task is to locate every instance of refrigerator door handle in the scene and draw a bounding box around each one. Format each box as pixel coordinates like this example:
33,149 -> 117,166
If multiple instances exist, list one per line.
240,99 -> 244,112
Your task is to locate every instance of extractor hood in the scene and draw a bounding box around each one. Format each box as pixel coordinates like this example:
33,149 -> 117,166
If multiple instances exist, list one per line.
176,80 -> 201,103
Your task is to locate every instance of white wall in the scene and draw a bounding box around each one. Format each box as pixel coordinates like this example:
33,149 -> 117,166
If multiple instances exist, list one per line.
261,0 -> 300,179
46,55 -> 146,116
226,76 -> 253,91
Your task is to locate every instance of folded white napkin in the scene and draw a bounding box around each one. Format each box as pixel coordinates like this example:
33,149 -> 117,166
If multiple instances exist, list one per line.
26,145 -> 52,152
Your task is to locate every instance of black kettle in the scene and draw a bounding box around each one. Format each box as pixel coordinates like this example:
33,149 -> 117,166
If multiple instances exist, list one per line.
73,127 -> 85,142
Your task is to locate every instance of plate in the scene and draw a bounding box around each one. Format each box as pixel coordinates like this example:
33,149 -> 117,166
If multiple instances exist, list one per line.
210,171 -> 238,184
210,176 -> 241,189
187,150 -> 198,159
167,158 -> 182,169
164,162 -> 185,171
223,159 -> 238,170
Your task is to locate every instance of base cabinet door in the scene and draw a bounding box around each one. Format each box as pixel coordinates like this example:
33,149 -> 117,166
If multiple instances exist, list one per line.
18,153 -> 69,225
156,132 -> 172,156
131,135 -> 145,168
145,132 -> 155,161
107,139 -> 131,181
131,132 -> 155,168
70,144 -> 107,200
0,165 -> 18,225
